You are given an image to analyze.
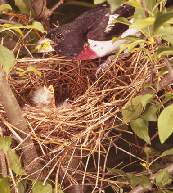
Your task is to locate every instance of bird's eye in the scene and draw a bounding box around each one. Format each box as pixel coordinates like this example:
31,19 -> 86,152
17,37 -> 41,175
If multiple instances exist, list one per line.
57,34 -> 63,39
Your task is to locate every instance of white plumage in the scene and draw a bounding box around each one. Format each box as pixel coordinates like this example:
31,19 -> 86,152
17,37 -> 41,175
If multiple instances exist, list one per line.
32,86 -> 54,107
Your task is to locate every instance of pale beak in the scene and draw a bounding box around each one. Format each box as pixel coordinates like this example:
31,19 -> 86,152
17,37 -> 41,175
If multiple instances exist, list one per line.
36,38 -> 55,53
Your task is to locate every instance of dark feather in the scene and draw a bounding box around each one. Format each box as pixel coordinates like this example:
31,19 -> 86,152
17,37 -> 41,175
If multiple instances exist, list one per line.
46,4 -> 135,56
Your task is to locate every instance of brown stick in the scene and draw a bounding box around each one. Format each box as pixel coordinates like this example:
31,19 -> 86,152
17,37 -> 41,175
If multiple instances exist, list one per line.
0,127 -> 8,177
31,0 -> 64,20
159,58 -> 173,89
130,163 -> 173,193
0,66 -> 43,178
47,0 -> 64,17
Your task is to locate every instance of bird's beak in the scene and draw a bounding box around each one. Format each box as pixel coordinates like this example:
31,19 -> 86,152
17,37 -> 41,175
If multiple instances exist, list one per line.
35,38 -> 55,53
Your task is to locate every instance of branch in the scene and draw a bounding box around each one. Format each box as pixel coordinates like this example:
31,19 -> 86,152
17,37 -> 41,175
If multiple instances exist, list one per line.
31,0 -> 64,20
47,0 -> 64,17
159,58 -> 173,89
0,66 -> 43,178
0,127 -> 8,177
140,0 -> 149,17
0,19 -> 18,25
130,163 -> 173,193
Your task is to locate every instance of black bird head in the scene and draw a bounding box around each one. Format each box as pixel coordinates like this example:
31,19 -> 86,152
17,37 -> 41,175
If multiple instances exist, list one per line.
37,23 -> 87,57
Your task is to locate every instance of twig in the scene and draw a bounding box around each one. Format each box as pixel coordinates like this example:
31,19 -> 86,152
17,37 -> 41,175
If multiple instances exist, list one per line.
8,167 -> 19,193
130,163 -> 173,193
0,127 -> 8,177
47,0 -> 64,17
32,0 -> 64,19
140,0 -> 149,17
159,58 -> 173,89
0,19 -> 18,24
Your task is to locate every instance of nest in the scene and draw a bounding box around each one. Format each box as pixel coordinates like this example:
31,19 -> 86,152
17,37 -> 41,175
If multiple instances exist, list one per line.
2,49 -> 168,191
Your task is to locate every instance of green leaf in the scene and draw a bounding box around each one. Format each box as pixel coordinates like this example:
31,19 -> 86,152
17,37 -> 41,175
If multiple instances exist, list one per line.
130,118 -> 151,144
30,21 -> 46,33
135,94 -> 154,109
128,0 -> 142,9
158,25 -> 173,45
127,174 -> 151,188
0,136 -> 12,153
119,37 -> 144,53
122,94 -> 154,123
0,178 -> 10,193
0,4 -> 12,13
161,92 -> 173,108
153,12 -> 173,31
164,191 -> 173,193
161,147 -> 173,157
114,17 -> 131,26
126,39 -> 145,52
56,184 -> 64,193
164,92 -> 173,103
158,104 -> 173,144
107,0 -> 122,12
0,23 -> 24,36
32,180 -> 53,193
144,0 -> 157,14
7,149 -> 26,175
157,47 -> 173,57
111,186 -> 123,193
133,6 -> 145,20
14,0 -> 30,14
0,44 -> 16,73
144,146 -> 159,157
94,0 -> 106,4
122,101 -> 143,123
156,191 -> 173,193
17,181 -> 27,193
155,169 -> 172,187
142,105 -> 158,121
107,168 -> 126,176
131,17 -> 155,30
27,66 -> 42,76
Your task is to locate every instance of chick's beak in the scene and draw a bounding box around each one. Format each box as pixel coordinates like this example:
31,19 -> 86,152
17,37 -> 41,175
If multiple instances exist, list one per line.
36,38 -> 55,53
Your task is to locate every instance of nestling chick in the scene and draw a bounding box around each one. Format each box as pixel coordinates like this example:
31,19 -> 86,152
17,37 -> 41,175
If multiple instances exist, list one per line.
32,85 -> 55,108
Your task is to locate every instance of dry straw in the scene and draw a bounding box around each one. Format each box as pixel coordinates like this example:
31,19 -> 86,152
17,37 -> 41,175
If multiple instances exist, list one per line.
2,49 -> 166,191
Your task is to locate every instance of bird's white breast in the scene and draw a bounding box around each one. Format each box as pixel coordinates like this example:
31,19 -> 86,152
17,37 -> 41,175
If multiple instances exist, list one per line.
88,39 -> 126,57
88,28 -> 140,57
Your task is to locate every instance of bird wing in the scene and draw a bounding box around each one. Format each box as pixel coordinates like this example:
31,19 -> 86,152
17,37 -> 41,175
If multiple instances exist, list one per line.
87,4 -> 135,41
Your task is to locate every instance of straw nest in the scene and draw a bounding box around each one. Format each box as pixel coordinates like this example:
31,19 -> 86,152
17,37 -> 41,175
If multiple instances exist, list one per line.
2,48 -> 167,191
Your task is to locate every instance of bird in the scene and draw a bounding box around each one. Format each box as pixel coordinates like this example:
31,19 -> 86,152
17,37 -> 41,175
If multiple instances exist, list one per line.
32,85 -> 55,108
36,3 -> 137,60
36,0 -> 173,60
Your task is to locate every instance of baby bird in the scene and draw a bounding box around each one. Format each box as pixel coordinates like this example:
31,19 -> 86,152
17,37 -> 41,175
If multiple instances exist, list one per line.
32,85 -> 55,108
